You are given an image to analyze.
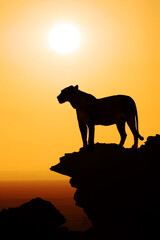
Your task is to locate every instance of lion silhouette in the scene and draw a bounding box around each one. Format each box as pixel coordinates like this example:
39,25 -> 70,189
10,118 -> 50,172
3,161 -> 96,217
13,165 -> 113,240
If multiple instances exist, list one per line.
57,85 -> 144,150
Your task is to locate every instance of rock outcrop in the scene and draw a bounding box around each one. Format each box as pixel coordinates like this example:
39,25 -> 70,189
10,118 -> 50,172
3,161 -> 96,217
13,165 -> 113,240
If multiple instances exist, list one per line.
51,135 -> 160,239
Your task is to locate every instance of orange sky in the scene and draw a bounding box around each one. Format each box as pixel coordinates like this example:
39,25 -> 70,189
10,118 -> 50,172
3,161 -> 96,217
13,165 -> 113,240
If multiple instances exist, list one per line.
0,0 -> 160,180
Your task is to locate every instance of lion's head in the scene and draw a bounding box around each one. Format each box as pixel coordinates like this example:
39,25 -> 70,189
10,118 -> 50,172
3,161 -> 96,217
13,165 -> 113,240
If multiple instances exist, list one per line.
57,85 -> 79,104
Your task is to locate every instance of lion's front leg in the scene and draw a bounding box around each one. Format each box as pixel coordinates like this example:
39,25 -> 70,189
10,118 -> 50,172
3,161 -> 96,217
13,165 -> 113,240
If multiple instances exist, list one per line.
88,124 -> 95,151
77,119 -> 87,149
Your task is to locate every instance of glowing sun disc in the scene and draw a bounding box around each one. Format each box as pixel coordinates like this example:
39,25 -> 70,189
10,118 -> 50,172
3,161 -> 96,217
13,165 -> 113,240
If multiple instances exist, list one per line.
49,23 -> 80,54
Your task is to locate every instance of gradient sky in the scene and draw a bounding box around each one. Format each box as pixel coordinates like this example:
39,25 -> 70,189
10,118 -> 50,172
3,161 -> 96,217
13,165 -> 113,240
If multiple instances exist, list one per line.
0,0 -> 160,180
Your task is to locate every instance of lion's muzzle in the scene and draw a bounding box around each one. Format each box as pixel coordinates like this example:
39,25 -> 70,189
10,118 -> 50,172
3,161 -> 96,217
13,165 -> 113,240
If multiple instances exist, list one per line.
57,94 -> 65,104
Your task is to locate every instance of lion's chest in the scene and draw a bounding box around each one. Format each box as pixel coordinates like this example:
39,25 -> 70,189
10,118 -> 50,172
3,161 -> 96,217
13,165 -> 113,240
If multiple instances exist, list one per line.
77,110 -> 91,124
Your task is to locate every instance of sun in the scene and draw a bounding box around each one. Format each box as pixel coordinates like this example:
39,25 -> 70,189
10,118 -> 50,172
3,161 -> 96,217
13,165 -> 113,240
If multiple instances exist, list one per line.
49,23 -> 80,54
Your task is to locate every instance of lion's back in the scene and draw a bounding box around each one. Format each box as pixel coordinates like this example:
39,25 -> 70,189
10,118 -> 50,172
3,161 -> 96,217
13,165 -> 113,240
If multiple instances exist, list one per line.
97,95 -> 135,109
94,95 -> 136,124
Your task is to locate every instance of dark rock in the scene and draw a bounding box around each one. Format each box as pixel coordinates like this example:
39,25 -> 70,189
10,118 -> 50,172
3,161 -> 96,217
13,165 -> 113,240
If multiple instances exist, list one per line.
0,197 -> 66,239
51,135 -> 160,240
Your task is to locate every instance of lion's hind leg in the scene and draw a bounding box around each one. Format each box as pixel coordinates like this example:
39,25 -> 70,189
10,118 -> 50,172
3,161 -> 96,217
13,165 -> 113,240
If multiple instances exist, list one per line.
116,117 -> 127,147
126,117 -> 138,148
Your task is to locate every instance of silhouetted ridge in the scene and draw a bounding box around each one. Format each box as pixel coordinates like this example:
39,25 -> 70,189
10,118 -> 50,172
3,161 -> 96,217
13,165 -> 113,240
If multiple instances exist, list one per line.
0,197 -> 66,239
51,135 -> 160,240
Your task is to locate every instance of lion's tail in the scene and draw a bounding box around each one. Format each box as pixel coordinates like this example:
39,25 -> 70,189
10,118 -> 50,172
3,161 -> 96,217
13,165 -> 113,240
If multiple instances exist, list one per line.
135,106 -> 144,141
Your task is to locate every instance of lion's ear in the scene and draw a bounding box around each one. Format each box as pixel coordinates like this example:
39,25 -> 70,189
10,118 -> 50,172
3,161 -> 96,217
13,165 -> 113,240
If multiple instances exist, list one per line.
75,85 -> 79,89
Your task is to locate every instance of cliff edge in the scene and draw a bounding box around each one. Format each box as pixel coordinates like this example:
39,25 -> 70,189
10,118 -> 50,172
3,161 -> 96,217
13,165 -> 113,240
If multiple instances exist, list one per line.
51,135 -> 160,239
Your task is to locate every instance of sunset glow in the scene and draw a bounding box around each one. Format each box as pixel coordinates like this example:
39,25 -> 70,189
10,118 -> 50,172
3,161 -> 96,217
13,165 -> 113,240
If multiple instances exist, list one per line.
0,0 -> 159,181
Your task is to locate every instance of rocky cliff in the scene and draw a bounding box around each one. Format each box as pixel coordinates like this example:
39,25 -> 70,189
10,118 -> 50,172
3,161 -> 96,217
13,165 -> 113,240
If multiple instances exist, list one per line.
51,135 -> 160,239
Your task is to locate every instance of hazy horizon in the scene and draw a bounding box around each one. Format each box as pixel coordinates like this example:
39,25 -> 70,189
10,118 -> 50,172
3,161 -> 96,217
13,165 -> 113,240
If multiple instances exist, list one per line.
0,179 -> 91,231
